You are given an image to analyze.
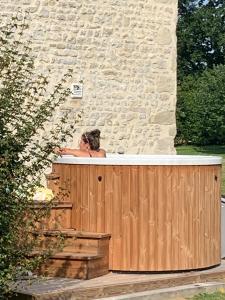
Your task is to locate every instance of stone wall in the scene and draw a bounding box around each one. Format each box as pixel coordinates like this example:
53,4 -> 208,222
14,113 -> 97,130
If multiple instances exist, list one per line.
1,0 -> 178,154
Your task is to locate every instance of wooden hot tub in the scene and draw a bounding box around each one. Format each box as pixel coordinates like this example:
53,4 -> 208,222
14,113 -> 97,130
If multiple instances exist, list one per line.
51,154 -> 222,272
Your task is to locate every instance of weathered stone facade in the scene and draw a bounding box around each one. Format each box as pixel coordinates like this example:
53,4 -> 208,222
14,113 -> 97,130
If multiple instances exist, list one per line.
1,0 -> 178,154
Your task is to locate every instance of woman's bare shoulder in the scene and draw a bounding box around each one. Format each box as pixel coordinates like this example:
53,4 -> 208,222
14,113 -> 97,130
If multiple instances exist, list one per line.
89,149 -> 106,157
99,148 -> 106,157
95,148 -> 106,157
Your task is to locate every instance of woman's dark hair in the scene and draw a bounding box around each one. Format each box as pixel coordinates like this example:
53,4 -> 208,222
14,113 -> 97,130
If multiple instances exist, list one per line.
82,129 -> 101,151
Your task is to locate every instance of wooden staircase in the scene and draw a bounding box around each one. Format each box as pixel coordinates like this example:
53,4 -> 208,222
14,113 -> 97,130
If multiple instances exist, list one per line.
33,173 -> 111,280
36,229 -> 111,280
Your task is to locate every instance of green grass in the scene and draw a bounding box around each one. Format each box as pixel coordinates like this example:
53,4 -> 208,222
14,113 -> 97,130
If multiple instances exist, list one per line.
188,290 -> 225,299
176,145 -> 225,195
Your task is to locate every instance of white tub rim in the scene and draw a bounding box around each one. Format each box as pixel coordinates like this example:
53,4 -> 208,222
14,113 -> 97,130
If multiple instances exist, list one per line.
54,154 -> 222,166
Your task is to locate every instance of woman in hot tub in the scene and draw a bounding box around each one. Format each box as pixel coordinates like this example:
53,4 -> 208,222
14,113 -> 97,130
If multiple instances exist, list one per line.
56,129 -> 106,157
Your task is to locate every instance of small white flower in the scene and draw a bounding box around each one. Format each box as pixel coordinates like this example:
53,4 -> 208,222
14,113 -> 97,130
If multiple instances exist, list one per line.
33,187 -> 54,201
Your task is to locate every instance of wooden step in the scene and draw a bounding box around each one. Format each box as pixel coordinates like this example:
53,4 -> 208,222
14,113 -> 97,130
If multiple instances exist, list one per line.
39,229 -> 111,255
37,251 -> 108,280
34,230 -> 111,280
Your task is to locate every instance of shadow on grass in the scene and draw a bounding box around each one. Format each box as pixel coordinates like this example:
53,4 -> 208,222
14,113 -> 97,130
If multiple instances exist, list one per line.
176,145 -> 225,157
195,145 -> 225,155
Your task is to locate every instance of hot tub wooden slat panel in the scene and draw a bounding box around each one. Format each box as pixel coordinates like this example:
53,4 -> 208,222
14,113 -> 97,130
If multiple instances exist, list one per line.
163,166 -> 173,270
201,166 -> 208,268
149,166 -> 160,270
171,166 -> 180,270
89,165 -> 97,232
121,166 -> 131,270
207,165 -> 220,266
197,166 -> 211,268
79,165 -> 87,230
179,166 -> 190,270
130,166 -> 139,270
208,166 -> 221,265
157,166 -> 170,270
112,166 -> 123,269
96,165 -> 105,233
148,166 -> 157,270
211,166 -> 219,264
199,166 -> 205,268
79,165 -> 85,230
206,166 -> 214,265
185,166 -> 196,269
52,162 -> 221,271
216,166 -> 221,257
154,166 -> 161,269
138,166 -> 149,270
206,167 -> 211,265
165,167 -> 180,270
70,165 -> 80,229
104,166 -> 113,268
82,165 -> 90,230
190,166 -> 199,268
70,165 -> 77,228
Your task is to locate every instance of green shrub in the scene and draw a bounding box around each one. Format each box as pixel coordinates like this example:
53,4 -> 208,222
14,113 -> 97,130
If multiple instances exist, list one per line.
0,14 -> 76,298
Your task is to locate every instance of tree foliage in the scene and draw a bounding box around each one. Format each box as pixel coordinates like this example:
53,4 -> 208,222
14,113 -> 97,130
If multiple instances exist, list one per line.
176,65 -> 225,145
178,0 -> 225,81
0,15 -> 76,298
176,0 -> 225,145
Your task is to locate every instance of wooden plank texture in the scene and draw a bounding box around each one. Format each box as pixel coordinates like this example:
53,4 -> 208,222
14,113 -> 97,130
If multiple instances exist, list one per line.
52,163 -> 221,271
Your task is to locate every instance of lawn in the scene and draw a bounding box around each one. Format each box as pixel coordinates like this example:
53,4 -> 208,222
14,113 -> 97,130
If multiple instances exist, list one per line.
176,145 -> 225,195
188,290 -> 225,299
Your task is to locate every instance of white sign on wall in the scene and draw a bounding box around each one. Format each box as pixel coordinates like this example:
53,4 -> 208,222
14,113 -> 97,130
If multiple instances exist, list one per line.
71,83 -> 83,98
